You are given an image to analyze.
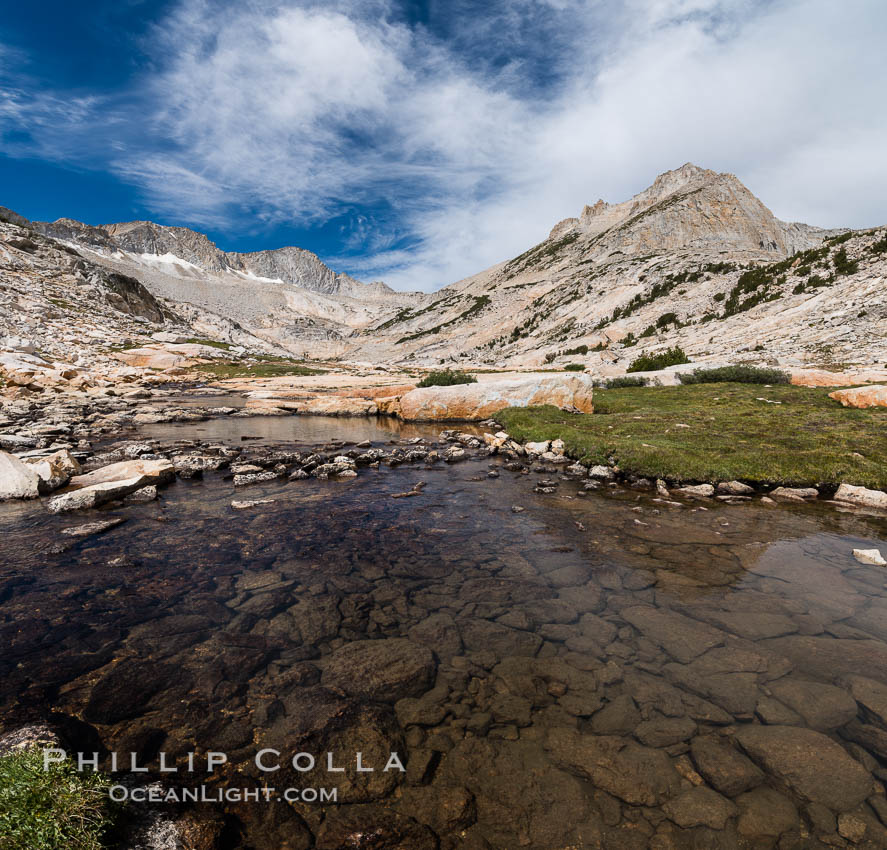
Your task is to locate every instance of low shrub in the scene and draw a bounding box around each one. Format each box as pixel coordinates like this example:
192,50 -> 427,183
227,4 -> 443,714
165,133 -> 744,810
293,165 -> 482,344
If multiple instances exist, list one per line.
678,365 -> 791,385
599,376 -> 646,388
627,346 -> 690,373
0,749 -> 115,849
563,363 -> 585,371
416,369 -> 478,387
832,248 -> 859,276
184,337 -> 232,350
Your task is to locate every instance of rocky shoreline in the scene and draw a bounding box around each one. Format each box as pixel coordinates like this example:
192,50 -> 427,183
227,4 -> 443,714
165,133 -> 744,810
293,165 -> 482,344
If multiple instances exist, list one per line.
3,379 -> 887,525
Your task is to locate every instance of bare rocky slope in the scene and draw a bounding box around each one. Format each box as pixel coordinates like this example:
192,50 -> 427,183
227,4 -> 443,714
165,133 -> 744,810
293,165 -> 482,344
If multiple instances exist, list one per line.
349,164 -> 886,372
0,209 -> 285,384
32,216 -> 421,356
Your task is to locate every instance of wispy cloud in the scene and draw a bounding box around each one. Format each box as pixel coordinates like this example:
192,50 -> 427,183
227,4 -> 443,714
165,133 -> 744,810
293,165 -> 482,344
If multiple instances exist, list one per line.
1,0 -> 886,290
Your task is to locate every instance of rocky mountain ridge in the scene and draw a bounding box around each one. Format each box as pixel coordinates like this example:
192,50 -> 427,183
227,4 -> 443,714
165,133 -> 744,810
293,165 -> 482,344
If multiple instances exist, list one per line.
33,217 -> 392,298
29,216 -> 421,355
349,164 -> 885,371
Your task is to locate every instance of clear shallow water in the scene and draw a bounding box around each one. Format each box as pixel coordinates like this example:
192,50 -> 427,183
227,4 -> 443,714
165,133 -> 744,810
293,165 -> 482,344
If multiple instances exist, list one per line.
1,416 -> 886,848
137,412 -> 465,444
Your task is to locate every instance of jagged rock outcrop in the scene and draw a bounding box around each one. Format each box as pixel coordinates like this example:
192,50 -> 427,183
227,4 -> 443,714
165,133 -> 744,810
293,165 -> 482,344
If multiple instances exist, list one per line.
556,164 -> 826,254
0,209 -> 289,405
0,206 -> 30,227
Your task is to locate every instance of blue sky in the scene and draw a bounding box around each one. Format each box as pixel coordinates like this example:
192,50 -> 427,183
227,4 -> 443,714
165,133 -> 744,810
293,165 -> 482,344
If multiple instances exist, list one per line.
1,0 -> 885,291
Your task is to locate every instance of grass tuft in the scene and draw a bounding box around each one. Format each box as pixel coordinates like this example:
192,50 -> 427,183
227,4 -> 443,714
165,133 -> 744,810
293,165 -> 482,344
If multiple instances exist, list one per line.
188,358 -> 326,379
184,338 -> 232,350
0,748 -> 115,850
596,376 -> 646,389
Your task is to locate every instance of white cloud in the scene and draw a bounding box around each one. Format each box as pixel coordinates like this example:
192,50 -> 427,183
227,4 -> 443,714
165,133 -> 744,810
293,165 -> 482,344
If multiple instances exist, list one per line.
2,0 -> 886,290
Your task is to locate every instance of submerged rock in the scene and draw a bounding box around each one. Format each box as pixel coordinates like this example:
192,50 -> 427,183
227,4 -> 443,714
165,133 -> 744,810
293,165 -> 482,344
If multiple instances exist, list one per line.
735,786 -> 799,838
321,638 -> 437,702
231,498 -> 276,509
546,727 -> 682,806
689,735 -> 764,796
60,517 -> 126,538
842,674 -> 887,727
622,605 -> 725,663
315,807 -> 437,850
766,678 -> 858,731
760,635 -> 887,682
83,660 -> 182,724
634,715 -> 696,747
735,724 -> 873,811
663,786 -> 738,829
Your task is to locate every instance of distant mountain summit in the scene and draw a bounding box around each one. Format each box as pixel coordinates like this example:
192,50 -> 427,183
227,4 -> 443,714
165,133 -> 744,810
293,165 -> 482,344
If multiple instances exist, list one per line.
546,162 -> 826,256
33,217 -> 394,299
